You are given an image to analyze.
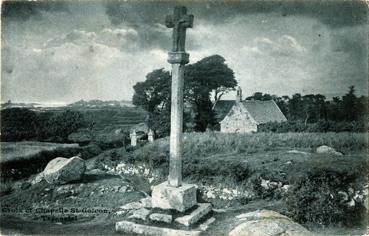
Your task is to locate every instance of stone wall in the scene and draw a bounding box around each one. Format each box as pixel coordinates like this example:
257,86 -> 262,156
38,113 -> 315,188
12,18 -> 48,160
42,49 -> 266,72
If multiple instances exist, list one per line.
220,104 -> 257,133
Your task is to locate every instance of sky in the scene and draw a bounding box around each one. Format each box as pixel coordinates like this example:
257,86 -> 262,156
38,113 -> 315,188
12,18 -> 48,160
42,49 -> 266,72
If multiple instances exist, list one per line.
1,0 -> 368,104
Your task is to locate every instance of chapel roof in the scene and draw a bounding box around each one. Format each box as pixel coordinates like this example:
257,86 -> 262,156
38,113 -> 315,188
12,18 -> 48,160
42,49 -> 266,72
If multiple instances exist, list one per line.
214,100 -> 287,124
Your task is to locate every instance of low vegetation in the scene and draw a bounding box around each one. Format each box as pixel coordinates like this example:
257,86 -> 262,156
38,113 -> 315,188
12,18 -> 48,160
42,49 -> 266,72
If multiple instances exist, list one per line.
1,130 -> 367,231
124,132 -> 367,228
0,106 -> 147,143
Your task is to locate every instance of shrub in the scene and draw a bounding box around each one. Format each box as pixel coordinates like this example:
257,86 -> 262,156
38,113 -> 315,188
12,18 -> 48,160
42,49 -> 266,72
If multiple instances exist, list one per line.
0,179 -> 13,196
1,108 -> 40,141
45,110 -> 86,142
259,120 -> 368,133
285,156 -> 367,227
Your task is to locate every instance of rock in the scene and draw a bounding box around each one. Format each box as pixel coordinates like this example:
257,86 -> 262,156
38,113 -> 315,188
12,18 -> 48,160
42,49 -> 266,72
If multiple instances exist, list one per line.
120,201 -> 143,211
87,168 -> 106,175
43,156 -> 86,185
116,210 -> 125,216
112,185 -> 120,192
128,208 -> 151,220
316,145 -> 343,155
338,191 -> 349,202
230,210 -> 311,236
139,197 -> 152,208
175,203 -> 212,227
287,150 -> 309,155
199,217 -> 216,231
31,173 -> 44,184
346,199 -> 355,207
236,210 -> 289,220
149,213 -> 172,223
281,185 -> 290,193
353,192 -> 364,203
119,186 -> 128,193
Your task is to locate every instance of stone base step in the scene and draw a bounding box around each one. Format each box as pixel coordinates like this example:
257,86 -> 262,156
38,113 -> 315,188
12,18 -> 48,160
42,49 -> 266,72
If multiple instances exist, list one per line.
175,203 -> 212,227
116,220 -> 201,236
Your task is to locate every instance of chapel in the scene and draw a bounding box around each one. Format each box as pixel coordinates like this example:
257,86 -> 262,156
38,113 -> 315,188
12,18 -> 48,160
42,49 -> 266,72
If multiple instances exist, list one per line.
214,87 -> 287,133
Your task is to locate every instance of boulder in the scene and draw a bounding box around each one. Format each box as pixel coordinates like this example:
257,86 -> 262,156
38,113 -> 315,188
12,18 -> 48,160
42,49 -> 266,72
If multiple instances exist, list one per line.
316,145 -> 343,155
229,210 -> 311,236
43,156 -> 86,185
31,172 -> 45,185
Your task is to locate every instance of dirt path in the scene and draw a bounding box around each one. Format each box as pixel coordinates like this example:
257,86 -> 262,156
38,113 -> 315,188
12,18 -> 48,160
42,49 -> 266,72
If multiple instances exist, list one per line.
0,170 -> 146,235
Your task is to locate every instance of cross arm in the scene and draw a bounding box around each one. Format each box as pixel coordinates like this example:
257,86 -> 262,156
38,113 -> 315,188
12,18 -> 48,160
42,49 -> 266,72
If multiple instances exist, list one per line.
165,15 -> 175,28
181,14 -> 194,28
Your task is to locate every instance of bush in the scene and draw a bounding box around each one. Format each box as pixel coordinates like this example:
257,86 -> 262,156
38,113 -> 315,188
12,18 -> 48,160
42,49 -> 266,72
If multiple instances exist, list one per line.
258,120 -> 368,133
44,110 -> 86,142
0,179 -> 13,196
1,108 -> 87,142
1,108 -> 40,141
285,157 -> 367,227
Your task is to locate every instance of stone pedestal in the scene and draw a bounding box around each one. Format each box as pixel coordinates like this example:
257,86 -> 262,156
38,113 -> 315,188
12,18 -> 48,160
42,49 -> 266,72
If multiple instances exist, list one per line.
152,181 -> 197,212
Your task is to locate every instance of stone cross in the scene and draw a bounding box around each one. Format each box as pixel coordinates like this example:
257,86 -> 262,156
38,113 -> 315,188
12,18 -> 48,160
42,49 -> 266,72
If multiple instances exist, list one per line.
166,6 -> 193,187
165,6 -> 194,52
130,130 -> 137,147
148,129 -> 154,142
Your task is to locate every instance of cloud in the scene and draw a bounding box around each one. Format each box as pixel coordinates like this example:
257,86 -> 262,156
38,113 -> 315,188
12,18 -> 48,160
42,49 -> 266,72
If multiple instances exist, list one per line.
103,1 -> 368,29
44,28 -> 140,52
2,28 -> 168,103
1,1 -> 367,103
2,1 -> 68,21
251,35 -> 306,57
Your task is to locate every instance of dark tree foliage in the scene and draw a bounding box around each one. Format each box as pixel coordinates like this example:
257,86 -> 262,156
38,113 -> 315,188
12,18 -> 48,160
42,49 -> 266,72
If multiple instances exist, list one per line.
247,86 -> 368,132
132,68 -> 171,136
132,55 -> 237,135
44,110 -> 86,142
132,69 -> 171,114
1,108 -> 40,141
0,108 -> 86,142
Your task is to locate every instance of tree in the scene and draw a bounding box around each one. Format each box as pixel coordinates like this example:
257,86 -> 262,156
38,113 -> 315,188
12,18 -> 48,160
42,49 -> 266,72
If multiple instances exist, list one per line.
288,93 -> 304,120
132,69 -> 171,113
132,69 -> 171,136
46,110 -> 86,142
132,55 -> 237,134
185,55 -> 236,109
342,85 -> 358,121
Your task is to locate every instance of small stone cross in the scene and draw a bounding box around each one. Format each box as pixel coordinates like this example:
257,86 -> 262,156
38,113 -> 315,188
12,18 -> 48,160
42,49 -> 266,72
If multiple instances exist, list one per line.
130,130 -> 137,147
148,129 -> 154,142
165,6 -> 194,52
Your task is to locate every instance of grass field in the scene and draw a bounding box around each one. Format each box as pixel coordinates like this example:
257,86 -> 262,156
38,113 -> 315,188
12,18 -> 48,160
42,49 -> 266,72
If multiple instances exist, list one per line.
106,132 -> 368,228
74,107 -> 148,131
0,132 -> 367,233
1,142 -> 79,163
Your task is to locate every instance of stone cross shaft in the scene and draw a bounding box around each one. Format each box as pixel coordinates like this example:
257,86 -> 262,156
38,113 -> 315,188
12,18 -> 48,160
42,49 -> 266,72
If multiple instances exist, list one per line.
166,6 -> 193,187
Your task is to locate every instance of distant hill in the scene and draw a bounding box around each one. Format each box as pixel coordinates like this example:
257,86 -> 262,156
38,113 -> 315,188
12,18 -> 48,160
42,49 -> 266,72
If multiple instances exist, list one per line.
1,101 -> 39,109
67,100 -> 134,108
